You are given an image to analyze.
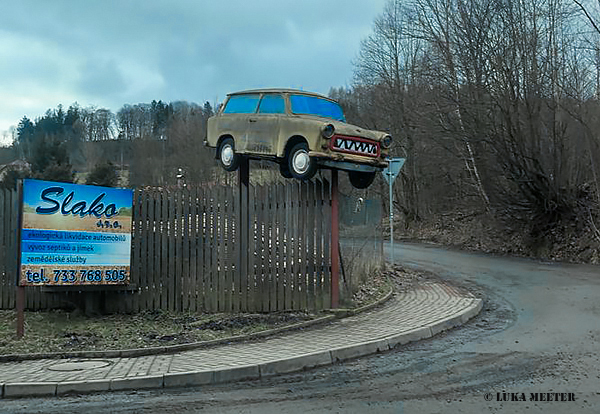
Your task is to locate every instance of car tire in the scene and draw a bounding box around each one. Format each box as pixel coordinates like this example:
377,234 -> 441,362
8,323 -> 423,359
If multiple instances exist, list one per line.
279,162 -> 293,179
287,142 -> 317,180
217,137 -> 240,172
348,171 -> 376,189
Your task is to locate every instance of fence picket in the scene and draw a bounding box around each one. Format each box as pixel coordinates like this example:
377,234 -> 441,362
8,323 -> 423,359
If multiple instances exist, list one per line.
306,181 -> 316,310
182,187 -> 191,311
314,179 -> 323,310
268,184 -> 277,312
0,190 -> 8,310
216,186 -> 225,312
275,183 -> 285,311
189,187 -> 198,312
152,191 -> 162,310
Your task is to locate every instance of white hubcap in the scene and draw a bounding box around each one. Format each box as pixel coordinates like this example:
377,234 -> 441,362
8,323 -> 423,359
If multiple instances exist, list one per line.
292,150 -> 310,174
221,145 -> 234,165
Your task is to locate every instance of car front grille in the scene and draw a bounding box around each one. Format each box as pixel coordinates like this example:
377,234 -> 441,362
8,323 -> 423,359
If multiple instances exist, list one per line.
330,135 -> 380,158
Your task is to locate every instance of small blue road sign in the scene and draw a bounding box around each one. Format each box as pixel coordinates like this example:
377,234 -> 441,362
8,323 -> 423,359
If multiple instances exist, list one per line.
382,158 -> 406,184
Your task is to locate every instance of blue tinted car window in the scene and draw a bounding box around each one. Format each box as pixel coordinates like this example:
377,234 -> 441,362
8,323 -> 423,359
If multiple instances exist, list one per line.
258,95 -> 285,114
289,95 -> 346,122
223,94 -> 260,114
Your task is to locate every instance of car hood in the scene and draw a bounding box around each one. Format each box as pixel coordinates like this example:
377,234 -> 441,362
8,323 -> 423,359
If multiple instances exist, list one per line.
328,120 -> 388,141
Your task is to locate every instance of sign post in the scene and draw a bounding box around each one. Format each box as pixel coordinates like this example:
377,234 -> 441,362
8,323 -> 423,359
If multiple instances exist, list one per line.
382,158 -> 406,266
15,180 -> 25,338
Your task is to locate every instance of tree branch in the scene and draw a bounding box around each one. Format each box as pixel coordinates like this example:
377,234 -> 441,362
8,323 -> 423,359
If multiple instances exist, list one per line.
573,0 -> 600,35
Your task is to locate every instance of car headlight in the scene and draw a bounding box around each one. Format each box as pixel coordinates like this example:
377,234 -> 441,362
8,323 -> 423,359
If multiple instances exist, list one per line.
321,123 -> 335,139
381,134 -> 392,149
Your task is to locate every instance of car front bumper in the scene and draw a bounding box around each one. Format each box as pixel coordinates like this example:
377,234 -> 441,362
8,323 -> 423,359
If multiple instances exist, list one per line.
309,151 -> 388,173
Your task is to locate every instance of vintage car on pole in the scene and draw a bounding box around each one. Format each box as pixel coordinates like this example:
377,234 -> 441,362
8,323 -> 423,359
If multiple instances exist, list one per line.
205,88 -> 392,188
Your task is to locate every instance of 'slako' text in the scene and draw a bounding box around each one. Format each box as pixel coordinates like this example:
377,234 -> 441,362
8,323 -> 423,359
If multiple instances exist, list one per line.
36,186 -> 118,218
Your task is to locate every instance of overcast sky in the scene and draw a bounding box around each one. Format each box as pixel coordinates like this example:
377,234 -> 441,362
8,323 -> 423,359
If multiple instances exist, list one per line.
0,0 -> 387,145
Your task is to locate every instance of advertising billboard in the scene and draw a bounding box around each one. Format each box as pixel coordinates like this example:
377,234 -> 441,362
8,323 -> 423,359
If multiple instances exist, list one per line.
19,179 -> 133,286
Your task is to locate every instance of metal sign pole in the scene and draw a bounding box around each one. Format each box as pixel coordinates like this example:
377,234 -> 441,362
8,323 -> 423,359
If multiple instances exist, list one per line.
389,172 -> 394,265
382,158 -> 406,268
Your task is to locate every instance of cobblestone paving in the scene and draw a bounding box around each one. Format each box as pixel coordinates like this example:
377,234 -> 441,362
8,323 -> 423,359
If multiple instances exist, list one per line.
0,282 -> 480,385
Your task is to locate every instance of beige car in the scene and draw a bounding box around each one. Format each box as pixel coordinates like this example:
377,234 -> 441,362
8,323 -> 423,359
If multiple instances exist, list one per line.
205,88 -> 391,188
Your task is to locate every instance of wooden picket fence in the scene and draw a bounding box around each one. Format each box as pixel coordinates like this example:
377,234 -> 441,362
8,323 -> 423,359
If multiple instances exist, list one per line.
0,179 -> 333,312
0,188 -> 18,311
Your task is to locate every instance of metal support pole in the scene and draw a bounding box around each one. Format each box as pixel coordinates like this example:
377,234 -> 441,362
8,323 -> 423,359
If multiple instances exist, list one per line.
389,172 -> 393,266
238,157 -> 250,309
330,169 -> 339,308
382,158 -> 405,268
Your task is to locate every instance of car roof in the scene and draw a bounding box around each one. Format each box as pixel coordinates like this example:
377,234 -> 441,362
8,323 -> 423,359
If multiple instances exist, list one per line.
227,88 -> 334,100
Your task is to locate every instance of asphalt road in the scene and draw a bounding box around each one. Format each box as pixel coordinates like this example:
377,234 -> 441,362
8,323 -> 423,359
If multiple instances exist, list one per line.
4,243 -> 600,413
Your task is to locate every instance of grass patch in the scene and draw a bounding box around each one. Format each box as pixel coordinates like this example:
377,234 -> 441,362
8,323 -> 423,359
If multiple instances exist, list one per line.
0,310 -> 317,356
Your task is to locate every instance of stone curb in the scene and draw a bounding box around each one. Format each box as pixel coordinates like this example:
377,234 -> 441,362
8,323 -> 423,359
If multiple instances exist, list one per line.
0,284 -> 395,364
0,296 -> 482,399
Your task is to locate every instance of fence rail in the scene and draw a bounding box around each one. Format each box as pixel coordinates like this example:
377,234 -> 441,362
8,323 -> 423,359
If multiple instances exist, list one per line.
0,180 -> 333,312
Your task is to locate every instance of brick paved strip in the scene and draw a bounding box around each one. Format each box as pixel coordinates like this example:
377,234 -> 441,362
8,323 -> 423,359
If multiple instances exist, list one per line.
0,282 -> 482,399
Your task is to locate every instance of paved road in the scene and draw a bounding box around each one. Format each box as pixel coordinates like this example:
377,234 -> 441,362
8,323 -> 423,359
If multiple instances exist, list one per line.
4,243 -> 600,413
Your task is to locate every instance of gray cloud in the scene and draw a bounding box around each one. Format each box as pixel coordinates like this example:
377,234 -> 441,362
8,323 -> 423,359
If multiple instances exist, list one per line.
0,0 -> 387,144
77,58 -> 127,98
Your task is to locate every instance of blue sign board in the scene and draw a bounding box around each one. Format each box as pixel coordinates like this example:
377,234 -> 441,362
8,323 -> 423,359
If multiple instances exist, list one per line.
19,179 -> 133,286
382,157 -> 406,184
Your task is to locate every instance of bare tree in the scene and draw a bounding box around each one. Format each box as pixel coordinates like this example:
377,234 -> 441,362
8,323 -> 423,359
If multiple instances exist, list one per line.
354,0 -> 430,223
351,0 -> 600,243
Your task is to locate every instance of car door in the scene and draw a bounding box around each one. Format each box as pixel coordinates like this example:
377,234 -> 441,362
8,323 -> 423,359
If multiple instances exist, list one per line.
220,94 -> 261,153
244,94 -> 284,155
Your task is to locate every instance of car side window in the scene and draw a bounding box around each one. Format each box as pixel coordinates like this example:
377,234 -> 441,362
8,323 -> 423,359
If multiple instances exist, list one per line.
258,95 -> 285,114
223,94 -> 260,114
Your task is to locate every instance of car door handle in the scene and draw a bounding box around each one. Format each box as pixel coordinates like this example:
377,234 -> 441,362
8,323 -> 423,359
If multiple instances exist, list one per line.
248,118 -> 257,122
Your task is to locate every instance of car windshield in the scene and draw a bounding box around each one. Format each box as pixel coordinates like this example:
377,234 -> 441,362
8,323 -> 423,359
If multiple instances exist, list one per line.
289,94 -> 346,122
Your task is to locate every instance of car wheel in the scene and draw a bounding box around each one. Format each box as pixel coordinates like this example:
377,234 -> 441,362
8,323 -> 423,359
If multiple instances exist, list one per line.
217,137 -> 240,172
287,142 -> 317,180
279,162 -> 293,179
348,171 -> 376,189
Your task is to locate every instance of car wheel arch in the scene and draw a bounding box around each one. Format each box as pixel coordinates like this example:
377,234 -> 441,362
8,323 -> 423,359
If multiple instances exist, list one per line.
283,135 -> 309,159
216,135 -> 235,158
